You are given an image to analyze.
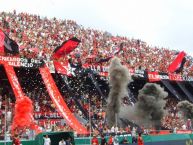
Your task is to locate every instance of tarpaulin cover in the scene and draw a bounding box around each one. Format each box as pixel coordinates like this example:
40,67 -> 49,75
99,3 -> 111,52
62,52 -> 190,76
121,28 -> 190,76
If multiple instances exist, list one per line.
39,66 -> 88,134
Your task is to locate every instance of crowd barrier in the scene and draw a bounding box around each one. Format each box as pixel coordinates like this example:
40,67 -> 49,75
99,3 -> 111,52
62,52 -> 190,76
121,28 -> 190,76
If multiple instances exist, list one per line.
0,132 -> 74,145
0,140 -> 35,145
0,133 -> 193,145
75,133 -> 193,145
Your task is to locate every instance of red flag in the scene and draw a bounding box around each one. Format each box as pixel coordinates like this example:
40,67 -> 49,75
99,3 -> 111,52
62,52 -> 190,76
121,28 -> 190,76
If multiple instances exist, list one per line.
54,61 -> 76,76
54,61 -> 68,75
0,29 -> 19,54
0,30 -> 5,53
168,51 -> 186,73
52,37 -> 80,59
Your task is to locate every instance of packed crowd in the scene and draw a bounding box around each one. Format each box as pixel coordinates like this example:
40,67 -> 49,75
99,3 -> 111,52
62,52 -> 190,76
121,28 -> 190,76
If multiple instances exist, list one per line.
0,82 -> 192,141
0,10 -> 193,142
0,93 -> 14,140
0,11 -> 193,76
161,97 -> 192,131
162,98 -> 180,130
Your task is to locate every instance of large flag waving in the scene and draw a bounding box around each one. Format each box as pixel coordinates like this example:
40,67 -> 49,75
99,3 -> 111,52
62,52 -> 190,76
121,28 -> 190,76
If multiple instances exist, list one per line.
52,37 -> 81,59
0,29 -> 19,54
168,51 -> 186,73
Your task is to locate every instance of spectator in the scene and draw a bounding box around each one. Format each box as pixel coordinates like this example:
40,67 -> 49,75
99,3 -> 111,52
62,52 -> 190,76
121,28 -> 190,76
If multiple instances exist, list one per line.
91,134 -> 99,145
107,134 -> 113,145
43,135 -> 51,145
12,134 -> 21,145
113,135 -> 119,145
137,133 -> 144,145
186,119 -> 192,130
100,134 -> 107,145
65,137 -> 72,145
120,137 -> 129,144
59,138 -> 66,145
131,127 -> 137,143
182,123 -> 187,130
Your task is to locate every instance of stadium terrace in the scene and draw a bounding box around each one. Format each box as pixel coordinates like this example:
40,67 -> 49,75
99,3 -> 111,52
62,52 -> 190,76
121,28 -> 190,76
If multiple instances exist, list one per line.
0,10 -> 193,145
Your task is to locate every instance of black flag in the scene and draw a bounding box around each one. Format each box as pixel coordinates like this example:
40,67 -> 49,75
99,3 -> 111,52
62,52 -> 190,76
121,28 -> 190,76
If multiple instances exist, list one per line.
175,57 -> 186,73
0,29 -> 19,54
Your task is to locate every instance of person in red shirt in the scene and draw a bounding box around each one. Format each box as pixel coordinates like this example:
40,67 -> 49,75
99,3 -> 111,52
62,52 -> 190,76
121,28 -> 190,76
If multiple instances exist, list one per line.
12,134 -> 21,145
137,133 -> 144,145
91,135 -> 99,145
107,135 -> 113,145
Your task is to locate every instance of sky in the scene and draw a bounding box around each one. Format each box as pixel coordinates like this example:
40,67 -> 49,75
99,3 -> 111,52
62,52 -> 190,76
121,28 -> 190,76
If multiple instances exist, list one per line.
0,0 -> 193,56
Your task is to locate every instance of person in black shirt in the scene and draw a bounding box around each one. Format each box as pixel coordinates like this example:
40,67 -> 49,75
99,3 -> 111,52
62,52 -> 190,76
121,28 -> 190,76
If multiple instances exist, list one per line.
100,134 -> 107,145
120,137 -> 129,144
65,137 -> 72,145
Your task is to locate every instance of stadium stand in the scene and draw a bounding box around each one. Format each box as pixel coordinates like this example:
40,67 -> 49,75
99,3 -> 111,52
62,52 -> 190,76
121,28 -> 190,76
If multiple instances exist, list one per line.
0,10 -> 193,142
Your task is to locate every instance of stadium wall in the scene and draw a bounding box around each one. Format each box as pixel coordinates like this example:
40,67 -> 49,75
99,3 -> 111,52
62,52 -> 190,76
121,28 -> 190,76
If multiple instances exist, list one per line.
75,134 -> 193,145
0,140 -> 35,145
0,134 -> 193,145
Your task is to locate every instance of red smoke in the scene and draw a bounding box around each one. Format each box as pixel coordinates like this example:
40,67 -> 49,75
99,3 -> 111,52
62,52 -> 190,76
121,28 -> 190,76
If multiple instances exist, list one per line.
11,96 -> 41,134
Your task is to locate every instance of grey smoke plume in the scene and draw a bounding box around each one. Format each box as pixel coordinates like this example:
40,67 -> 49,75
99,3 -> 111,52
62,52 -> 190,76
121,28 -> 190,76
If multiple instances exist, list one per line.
106,57 -> 131,127
177,100 -> 193,119
134,83 -> 168,127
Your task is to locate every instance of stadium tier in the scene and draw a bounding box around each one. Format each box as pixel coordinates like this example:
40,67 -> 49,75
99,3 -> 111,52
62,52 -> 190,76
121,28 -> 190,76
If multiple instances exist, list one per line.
0,11 -> 193,145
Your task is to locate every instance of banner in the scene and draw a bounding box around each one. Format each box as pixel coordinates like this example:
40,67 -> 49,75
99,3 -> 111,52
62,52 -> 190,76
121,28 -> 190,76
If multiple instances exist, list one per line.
2,62 -> 40,134
176,130 -> 192,134
169,73 -> 183,81
34,112 -> 63,119
85,65 -> 146,78
182,76 -> 193,81
0,56 -> 43,68
37,119 -> 61,126
39,66 -> 88,134
3,62 -> 24,99
87,64 -> 193,82
148,72 -> 160,81
57,63 -> 192,82
0,55 -> 192,82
